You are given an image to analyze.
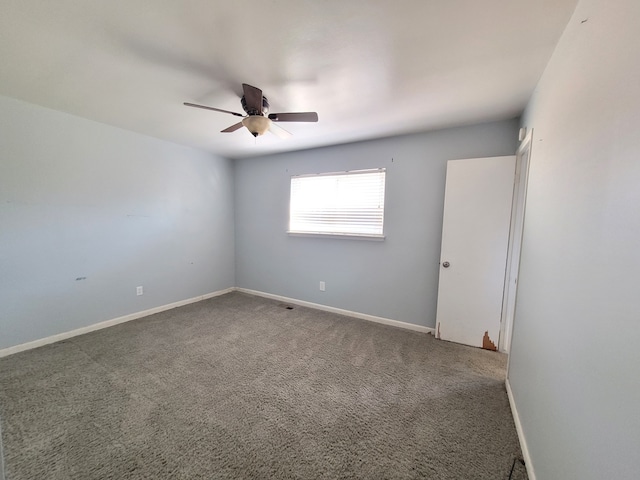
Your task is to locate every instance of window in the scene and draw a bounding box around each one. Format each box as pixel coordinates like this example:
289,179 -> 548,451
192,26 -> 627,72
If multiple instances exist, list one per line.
288,169 -> 386,238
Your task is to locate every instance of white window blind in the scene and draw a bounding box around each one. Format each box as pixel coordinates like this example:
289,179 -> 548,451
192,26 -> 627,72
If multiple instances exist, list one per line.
289,169 -> 386,237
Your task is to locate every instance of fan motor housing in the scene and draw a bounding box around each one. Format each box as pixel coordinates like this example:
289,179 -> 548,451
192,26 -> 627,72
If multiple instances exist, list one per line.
241,95 -> 269,115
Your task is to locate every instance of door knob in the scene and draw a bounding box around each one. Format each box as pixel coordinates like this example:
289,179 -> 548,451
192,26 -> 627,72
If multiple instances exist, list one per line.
442,261 -> 450,268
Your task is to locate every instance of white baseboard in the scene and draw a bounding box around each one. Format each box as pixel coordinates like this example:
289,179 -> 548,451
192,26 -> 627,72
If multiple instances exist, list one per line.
236,288 -> 435,335
506,378 -> 536,480
1,287 -> 433,358
0,287 -> 235,358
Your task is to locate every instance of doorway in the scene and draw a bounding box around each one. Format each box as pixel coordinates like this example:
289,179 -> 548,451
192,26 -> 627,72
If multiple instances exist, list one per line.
499,130 -> 533,353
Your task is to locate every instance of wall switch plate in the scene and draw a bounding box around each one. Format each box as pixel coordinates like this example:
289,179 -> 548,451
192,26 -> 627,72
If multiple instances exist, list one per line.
136,286 -> 143,296
319,281 -> 325,292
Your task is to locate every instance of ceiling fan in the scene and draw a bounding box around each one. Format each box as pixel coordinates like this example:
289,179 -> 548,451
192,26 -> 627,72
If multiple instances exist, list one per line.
184,83 -> 318,138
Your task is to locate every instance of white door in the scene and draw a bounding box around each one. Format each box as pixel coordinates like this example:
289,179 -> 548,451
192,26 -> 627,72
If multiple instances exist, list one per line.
435,156 -> 516,350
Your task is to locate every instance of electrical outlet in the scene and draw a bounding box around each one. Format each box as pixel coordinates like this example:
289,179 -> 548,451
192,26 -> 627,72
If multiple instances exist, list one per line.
319,281 -> 325,292
136,286 -> 143,296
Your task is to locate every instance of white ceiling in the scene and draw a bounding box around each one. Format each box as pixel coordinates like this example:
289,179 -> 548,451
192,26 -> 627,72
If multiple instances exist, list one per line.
0,0 -> 577,159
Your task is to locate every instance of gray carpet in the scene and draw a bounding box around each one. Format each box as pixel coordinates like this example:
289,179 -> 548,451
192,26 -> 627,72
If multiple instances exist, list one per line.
0,292 -> 526,479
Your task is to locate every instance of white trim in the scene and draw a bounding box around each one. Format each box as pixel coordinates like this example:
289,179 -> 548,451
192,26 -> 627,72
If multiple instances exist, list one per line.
236,288 -> 435,334
292,167 -> 385,179
0,287 -> 235,358
500,129 -> 533,354
0,421 -> 5,480
287,232 -> 385,241
0,286 -> 434,358
506,378 -> 536,480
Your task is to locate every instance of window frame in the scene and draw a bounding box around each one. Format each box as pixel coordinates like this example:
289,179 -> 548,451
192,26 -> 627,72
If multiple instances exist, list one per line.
287,168 -> 387,240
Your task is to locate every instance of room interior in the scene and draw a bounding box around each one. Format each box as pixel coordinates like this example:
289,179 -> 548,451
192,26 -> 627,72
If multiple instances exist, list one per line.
1,0 -> 639,479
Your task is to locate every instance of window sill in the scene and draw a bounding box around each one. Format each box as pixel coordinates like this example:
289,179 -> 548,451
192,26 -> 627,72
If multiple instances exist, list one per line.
287,231 -> 385,241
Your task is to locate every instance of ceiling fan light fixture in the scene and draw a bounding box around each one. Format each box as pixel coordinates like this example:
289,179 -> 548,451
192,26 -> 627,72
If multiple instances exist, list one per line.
184,83 -> 318,139
242,115 -> 271,137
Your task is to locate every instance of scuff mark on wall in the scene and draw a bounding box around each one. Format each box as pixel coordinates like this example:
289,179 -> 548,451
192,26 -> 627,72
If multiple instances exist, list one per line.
436,323 -> 441,339
482,331 -> 497,351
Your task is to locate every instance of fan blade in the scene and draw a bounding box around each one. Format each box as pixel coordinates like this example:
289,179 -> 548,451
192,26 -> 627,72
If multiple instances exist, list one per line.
242,83 -> 263,114
269,122 -> 292,139
184,102 -> 244,117
221,122 -> 244,133
268,112 -> 318,122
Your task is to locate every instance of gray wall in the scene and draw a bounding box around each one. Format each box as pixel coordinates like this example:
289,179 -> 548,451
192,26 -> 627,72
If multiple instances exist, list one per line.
0,95 -> 235,350
509,0 -> 640,478
235,120 -> 519,328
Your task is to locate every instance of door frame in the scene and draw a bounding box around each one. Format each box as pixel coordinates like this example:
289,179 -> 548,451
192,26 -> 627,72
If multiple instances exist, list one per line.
498,129 -> 533,353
